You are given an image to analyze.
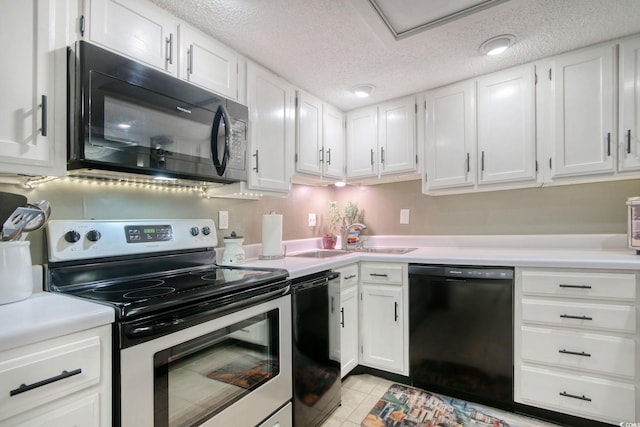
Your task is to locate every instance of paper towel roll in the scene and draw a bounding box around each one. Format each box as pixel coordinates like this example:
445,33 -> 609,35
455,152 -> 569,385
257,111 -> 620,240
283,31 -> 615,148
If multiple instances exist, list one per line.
262,213 -> 283,257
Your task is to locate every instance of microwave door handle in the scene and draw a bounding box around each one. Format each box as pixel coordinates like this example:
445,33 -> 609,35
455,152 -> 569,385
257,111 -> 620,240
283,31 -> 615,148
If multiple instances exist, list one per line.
211,104 -> 231,176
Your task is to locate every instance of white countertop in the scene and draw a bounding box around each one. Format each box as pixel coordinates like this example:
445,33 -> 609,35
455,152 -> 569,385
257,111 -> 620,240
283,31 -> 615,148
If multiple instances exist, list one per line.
0,292 -> 114,353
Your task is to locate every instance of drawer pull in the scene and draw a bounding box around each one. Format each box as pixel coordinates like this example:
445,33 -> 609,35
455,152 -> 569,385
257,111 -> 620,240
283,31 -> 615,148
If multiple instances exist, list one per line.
558,284 -> 592,289
344,275 -> 357,280
10,368 -> 82,397
558,349 -> 591,357
340,307 -> 345,327
559,391 -> 592,402
370,273 -> 388,277
559,314 -> 593,321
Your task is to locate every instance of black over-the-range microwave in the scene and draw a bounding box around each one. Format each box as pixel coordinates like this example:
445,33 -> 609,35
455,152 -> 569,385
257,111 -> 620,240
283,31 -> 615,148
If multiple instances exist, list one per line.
67,41 -> 247,183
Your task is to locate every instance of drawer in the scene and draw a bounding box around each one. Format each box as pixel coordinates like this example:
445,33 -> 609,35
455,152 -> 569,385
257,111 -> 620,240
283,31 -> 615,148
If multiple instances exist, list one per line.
518,364 -> 635,423
522,298 -> 637,333
520,326 -> 635,378
336,264 -> 358,290
521,270 -> 636,301
360,262 -> 404,284
0,336 -> 101,421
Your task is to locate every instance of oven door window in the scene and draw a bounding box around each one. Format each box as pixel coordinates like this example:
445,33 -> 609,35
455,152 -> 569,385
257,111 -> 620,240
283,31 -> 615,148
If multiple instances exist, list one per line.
87,71 -> 222,177
153,310 -> 280,427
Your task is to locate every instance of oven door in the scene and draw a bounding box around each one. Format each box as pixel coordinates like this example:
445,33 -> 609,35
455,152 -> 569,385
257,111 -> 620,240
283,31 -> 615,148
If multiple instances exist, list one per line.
120,294 -> 291,427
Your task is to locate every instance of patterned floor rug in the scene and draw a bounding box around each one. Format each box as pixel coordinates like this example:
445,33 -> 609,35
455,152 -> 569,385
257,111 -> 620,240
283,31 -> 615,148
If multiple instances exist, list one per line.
361,383 -> 558,427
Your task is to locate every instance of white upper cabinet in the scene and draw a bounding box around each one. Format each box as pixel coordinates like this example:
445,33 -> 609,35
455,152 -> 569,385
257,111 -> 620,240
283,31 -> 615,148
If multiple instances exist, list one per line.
346,106 -> 378,179
424,80 -> 476,190
619,36 -> 640,173
547,45 -> 616,179
477,64 -> 537,185
322,103 -> 346,180
179,24 -> 238,100
377,96 -> 417,175
295,91 -> 345,181
247,62 -> 295,192
0,0 -> 69,177
86,0 -> 178,75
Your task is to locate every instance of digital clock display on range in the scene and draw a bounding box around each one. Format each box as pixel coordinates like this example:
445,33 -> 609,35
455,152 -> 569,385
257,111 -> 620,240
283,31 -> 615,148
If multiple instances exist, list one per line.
124,225 -> 173,243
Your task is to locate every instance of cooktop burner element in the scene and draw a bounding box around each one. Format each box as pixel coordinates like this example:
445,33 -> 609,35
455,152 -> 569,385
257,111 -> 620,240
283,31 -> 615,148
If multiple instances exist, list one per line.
93,279 -> 166,293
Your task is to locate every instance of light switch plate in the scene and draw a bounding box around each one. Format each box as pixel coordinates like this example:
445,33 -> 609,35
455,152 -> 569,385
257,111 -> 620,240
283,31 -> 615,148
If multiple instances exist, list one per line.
219,211 -> 229,229
308,213 -> 317,227
400,209 -> 410,224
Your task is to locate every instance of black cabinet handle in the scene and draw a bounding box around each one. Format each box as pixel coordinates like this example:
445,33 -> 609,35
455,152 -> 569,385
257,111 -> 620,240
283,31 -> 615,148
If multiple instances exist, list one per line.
559,391 -> 592,402
370,149 -> 374,167
381,147 -> 385,164
166,33 -> 173,64
326,148 -> 331,165
340,307 -> 345,327
370,273 -> 388,277
319,148 -> 324,164
252,150 -> 259,173
10,369 -> 82,397
330,296 -> 335,313
188,44 -> 194,74
627,129 -> 632,154
606,132 -> 611,156
560,314 -> 593,321
481,151 -> 485,172
40,95 -> 47,136
344,274 -> 356,280
394,301 -> 399,322
559,284 -> 592,289
559,349 -> 591,357
466,152 -> 470,173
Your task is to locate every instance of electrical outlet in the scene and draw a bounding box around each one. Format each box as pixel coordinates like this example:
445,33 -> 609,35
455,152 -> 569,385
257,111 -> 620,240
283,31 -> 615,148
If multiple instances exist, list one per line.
400,209 -> 410,224
219,211 -> 229,229
308,213 -> 317,227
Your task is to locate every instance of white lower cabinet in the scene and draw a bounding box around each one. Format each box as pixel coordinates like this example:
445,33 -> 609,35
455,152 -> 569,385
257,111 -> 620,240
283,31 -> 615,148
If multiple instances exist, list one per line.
0,325 -> 112,427
359,262 -> 408,375
334,264 -> 359,378
515,268 -> 638,424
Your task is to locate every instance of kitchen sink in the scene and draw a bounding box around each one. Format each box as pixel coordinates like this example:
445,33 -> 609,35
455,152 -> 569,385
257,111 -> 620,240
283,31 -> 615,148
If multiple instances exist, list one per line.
289,250 -> 350,258
355,247 -> 417,254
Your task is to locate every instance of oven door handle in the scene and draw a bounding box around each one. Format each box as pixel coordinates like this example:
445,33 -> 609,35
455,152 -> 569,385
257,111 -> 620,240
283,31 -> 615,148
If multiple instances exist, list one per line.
126,284 -> 290,339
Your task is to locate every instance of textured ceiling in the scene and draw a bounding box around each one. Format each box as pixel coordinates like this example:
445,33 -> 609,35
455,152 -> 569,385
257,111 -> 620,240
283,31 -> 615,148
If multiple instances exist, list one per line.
150,0 -> 640,111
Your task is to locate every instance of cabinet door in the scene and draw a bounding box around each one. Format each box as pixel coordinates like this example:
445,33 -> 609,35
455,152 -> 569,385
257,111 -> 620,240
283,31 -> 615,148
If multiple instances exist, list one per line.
360,284 -> 404,373
322,104 -> 345,180
477,64 -> 536,185
295,91 -> 323,176
247,62 -> 294,192
346,106 -> 378,179
179,25 -> 238,100
0,0 -> 65,176
549,45 -> 616,178
340,286 -> 358,378
424,80 -> 476,190
378,96 -> 417,175
87,0 -> 177,75
619,37 -> 640,172
11,394 -> 100,427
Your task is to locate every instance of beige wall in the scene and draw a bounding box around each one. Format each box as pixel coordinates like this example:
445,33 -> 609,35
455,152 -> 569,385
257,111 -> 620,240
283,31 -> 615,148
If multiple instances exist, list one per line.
2,177 -> 638,264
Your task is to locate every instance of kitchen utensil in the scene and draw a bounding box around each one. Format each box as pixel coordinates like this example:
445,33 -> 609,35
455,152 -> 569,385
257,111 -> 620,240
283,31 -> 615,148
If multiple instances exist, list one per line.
0,241 -> 33,304
1,207 -> 43,241
0,192 -> 27,233
221,231 -> 245,265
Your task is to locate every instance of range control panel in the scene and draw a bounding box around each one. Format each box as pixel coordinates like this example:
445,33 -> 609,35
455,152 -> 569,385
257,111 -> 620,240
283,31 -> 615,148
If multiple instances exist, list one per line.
47,219 -> 217,262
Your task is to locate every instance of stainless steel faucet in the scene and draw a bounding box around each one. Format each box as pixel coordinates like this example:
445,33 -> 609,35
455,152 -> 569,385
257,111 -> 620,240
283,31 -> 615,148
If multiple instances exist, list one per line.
341,222 -> 367,250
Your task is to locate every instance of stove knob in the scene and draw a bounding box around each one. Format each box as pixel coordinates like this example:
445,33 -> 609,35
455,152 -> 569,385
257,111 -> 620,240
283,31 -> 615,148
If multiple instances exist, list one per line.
86,229 -> 101,242
190,226 -> 200,236
64,230 -> 81,243
202,226 -> 211,236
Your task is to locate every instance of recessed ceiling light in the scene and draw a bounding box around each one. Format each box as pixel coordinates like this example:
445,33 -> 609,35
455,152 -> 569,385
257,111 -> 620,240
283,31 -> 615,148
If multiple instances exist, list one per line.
479,34 -> 516,56
351,84 -> 375,98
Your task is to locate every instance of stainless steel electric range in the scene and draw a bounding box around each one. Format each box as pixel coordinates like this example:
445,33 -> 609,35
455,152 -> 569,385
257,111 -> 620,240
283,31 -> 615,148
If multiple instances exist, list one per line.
45,219 -> 292,427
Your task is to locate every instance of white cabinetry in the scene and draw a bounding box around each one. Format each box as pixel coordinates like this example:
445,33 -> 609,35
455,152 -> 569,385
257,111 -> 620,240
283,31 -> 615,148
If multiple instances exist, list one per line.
546,45 -> 616,179
424,80 -> 476,191
334,264 -> 359,378
515,268 -> 638,424
295,91 -> 345,181
247,62 -> 295,192
0,0 -> 69,177
0,325 -> 112,426
477,64 -> 537,185
619,36 -> 640,172
359,262 -> 408,375
85,0 -> 238,99
347,96 -> 417,181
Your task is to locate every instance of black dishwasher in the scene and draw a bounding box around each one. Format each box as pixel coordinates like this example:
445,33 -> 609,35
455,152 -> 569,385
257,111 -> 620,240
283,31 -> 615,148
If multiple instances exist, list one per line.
409,264 -> 514,411
291,270 -> 341,427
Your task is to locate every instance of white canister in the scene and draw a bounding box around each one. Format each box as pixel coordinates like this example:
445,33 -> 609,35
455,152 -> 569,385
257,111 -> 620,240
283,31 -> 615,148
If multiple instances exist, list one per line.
221,232 -> 245,265
0,241 -> 33,304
